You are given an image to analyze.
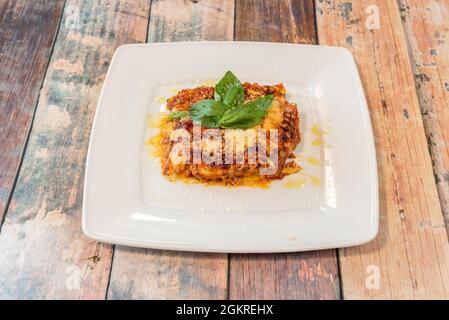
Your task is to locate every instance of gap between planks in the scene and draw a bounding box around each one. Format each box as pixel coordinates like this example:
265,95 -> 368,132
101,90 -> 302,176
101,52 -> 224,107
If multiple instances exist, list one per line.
107,0 -> 233,300
316,0 -> 449,299
0,0 -> 152,299
0,0 -> 66,225
228,0 -> 340,300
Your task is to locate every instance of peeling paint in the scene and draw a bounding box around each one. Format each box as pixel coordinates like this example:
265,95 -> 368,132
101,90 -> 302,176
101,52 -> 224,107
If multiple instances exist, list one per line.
81,36 -> 104,47
415,73 -> 431,82
346,35 -> 353,46
443,173 -> 449,182
339,2 -> 352,21
53,59 -> 84,75
403,109 -> 409,119
34,148 -> 49,159
35,105 -> 71,132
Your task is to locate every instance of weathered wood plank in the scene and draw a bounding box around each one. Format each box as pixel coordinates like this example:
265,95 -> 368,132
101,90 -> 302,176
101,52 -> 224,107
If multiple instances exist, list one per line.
109,247 -> 228,299
230,251 -> 339,300
236,0 -> 317,44
0,0 -> 65,222
147,0 -> 234,42
399,0 -> 449,236
0,1 -> 9,18
229,0 -> 339,300
0,0 -> 151,299
316,0 -> 449,299
107,0 -> 234,300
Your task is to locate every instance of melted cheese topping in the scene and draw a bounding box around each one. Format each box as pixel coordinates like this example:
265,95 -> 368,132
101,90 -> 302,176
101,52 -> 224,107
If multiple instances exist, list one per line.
262,98 -> 284,129
147,84 -> 302,189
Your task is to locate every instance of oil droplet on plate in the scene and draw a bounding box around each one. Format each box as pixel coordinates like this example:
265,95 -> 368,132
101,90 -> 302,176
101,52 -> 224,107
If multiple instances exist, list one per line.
145,137 -> 159,157
169,87 -> 179,95
311,124 -> 321,136
284,177 -> 307,189
311,138 -> 323,147
306,157 -> 321,166
310,123 -> 331,147
309,175 -> 321,187
147,113 -> 162,128
311,123 -> 330,136
154,96 -> 166,105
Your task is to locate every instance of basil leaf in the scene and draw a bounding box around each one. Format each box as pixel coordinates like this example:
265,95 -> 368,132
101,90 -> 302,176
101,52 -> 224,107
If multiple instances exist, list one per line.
183,72 -> 275,129
222,85 -> 245,107
219,94 -> 274,129
190,99 -> 229,128
168,110 -> 189,120
214,71 -> 245,107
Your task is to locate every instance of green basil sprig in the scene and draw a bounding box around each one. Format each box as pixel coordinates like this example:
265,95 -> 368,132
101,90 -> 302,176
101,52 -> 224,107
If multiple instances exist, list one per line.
167,71 -> 274,129
214,71 -> 245,107
219,94 -> 274,129
189,100 -> 228,128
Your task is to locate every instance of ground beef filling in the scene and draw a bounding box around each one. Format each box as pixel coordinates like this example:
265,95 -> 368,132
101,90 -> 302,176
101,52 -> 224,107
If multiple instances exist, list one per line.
160,83 -> 301,186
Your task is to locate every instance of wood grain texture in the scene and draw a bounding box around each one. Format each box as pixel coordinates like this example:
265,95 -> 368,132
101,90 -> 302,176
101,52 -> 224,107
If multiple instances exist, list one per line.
0,0 -> 65,222
108,247 -> 228,299
230,0 -> 339,300
0,0 -> 150,299
316,0 -> 449,299
0,1 -> 9,20
107,0 -> 234,300
148,0 -> 234,42
230,251 -> 339,299
399,0 -> 449,234
236,0 -> 317,44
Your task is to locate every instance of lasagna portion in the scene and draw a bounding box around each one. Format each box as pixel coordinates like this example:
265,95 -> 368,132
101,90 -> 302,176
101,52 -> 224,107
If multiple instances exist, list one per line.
153,81 -> 302,187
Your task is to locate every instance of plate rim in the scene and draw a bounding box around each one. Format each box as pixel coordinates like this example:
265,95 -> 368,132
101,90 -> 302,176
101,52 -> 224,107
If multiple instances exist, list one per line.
82,41 -> 379,253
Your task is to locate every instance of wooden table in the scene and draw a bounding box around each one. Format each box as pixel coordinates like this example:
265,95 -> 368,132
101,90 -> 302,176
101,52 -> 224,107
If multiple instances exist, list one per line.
1,0 -> 449,300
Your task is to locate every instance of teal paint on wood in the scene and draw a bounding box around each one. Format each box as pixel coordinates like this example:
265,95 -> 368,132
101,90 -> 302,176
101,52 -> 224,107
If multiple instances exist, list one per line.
0,0 -> 65,222
107,0 -> 234,300
229,0 -> 339,300
0,0 -> 151,299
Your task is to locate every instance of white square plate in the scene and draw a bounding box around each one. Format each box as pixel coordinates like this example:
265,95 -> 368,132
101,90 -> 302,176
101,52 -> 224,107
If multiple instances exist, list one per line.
82,42 -> 378,253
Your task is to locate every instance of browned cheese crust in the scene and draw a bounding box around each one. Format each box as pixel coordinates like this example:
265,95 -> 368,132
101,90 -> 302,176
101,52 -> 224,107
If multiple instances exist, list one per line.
160,82 -> 301,186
